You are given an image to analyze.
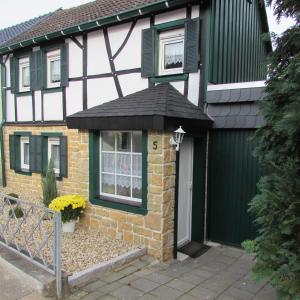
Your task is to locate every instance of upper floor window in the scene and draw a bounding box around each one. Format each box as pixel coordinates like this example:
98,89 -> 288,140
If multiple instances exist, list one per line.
159,28 -> 184,76
19,57 -> 30,92
47,50 -> 61,88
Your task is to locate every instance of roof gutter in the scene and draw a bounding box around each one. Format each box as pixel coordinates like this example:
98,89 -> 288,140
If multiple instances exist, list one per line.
0,0 -> 197,54
0,58 -> 7,187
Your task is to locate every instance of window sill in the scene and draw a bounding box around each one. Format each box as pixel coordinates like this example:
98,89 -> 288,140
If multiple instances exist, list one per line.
42,87 -> 63,94
150,73 -> 188,83
15,91 -> 32,96
15,169 -> 32,176
91,195 -> 148,215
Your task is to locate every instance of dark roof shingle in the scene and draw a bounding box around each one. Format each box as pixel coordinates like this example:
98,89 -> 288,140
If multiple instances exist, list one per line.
67,83 -> 213,131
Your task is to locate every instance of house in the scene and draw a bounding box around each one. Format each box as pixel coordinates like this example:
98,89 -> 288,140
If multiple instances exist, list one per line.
0,12 -> 53,187
0,0 -> 271,260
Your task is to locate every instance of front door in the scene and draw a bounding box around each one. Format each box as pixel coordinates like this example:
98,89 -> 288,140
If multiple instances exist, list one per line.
177,137 -> 194,247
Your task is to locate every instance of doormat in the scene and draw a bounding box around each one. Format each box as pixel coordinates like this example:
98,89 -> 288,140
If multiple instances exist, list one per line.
178,241 -> 210,258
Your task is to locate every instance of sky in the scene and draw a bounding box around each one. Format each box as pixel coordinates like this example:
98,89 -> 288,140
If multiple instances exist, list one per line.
0,0 -> 296,35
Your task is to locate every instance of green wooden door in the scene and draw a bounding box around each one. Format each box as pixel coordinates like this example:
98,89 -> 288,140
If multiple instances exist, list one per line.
208,130 -> 262,245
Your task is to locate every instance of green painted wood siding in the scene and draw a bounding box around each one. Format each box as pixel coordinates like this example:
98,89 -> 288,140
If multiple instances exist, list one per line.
209,0 -> 269,84
208,130 -> 263,245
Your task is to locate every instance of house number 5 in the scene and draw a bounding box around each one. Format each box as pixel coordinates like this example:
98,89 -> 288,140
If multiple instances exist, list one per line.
153,141 -> 158,150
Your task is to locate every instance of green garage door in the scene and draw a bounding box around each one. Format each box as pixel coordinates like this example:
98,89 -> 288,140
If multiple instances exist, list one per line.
208,130 -> 263,246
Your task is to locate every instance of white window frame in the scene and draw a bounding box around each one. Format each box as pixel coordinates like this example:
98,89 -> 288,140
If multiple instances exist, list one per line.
20,136 -> 30,171
99,131 -> 142,204
48,138 -> 60,175
47,49 -> 61,88
159,28 -> 185,76
19,57 -> 30,92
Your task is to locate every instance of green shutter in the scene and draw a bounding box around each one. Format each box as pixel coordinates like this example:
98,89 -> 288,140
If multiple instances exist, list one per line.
30,53 -> 36,91
14,136 -> 21,172
60,44 -> 69,87
10,58 -> 15,93
42,136 -> 48,174
41,51 -> 46,90
9,135 -> 16,169
141,28 -> 156,78
59,136 -> 68,177
184,18 -> 200,73
29,135 -> 42,173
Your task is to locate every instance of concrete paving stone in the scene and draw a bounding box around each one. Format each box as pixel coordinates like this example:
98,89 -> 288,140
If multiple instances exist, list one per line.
252,284 -> 278,300
82,280 -> 107,292
233,277 -> 266,294
19,291 -> 55,300
166,278 -> 196,292
201,261 -> 229,272
130,278 -> 160,293
110,285 -> 144,300
180,272 -> 207,285
190,268 -> 215,279
213,255 -> 236,265
150,285 -> 184,299
224,287 -> 253,300
221,248 -> 244,259
188,286 -> 219,299
81,290 -> 105,300
131,259 -> 152,269
119,274 -> 140,284
144,272 -> 173,284
118,265 -> 139,276
136,294 -> 158,300
97,282 -> 124,294
177,294 -> 201,300
201,279 -> 231,293
98,295 -> 118,300
101,271 -> 126,283
67,290 -> 89,299
216,295 -> 238,300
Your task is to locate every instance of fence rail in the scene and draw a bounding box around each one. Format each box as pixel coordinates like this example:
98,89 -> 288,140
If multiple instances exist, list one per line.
0,193 -> 61,298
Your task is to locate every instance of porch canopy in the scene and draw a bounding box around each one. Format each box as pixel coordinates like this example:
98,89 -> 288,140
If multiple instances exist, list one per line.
66,83 -> 213,131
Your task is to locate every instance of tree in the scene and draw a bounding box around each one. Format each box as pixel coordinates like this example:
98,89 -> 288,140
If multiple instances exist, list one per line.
41,159 -> 58,207
243,1 -> 300,298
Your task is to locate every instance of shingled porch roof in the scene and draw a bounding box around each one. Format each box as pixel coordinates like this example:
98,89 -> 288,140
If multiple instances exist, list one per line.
67,83 -> 213,131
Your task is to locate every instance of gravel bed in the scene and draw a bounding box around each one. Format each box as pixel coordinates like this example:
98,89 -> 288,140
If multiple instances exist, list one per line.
0,191 -> 139,275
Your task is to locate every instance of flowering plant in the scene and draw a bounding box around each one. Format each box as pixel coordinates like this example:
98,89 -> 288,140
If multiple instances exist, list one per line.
49,195 -> 86,223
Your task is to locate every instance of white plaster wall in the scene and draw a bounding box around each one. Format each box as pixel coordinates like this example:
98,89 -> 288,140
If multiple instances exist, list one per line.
155,8 -> 187,24
17,95 -> 33,121
67,37 -> 83,78
6,91 -> 15,122
118,73 -> 148,97
191,5 -> 200,18
188,72 -> 200,105
87,30 -> 111,75
170,81 -> 185,94
114,18 -> 150,71
66,81 -> 83,116
43,92 -> 63,121
87,77 -> 118,109
108,22 -> 132,57
34,91 -> 42,121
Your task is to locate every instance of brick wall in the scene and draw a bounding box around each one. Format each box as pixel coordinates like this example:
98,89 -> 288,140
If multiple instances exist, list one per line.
3,126 -> 176,260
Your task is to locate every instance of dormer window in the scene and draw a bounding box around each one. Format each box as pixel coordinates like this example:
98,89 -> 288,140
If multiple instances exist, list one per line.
19,57 -> 30,92
159,28 -> 184,76
47,49 -> 61,88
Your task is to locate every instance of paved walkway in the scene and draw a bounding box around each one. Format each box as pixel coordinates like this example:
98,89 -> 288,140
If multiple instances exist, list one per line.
67,246 -> 277,300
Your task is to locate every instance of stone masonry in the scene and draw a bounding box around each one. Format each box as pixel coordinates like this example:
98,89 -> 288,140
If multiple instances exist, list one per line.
3,126 -> 177,261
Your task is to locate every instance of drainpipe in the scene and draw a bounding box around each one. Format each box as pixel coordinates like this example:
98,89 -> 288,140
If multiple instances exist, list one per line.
0,57 -> 7,187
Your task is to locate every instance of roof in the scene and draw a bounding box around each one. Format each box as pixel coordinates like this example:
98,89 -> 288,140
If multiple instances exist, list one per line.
0,0 -> 194,52
0,13 -> 53,47
67,83 -> 213,131
206,87 -> 266,129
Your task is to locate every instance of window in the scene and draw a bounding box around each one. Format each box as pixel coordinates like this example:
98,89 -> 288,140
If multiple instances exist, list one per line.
19,57 -> 30,92
48,138 -> 60,174
159,28 -> 184,76
47,50 -> 61,88
100,131 -> 142,205
20,137 -> 30,171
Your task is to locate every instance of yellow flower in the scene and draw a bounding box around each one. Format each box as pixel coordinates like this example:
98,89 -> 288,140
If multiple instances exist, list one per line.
49,195 -> 86,212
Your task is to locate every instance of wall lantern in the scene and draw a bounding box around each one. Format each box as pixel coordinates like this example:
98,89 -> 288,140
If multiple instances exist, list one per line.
170,126 -> 186,151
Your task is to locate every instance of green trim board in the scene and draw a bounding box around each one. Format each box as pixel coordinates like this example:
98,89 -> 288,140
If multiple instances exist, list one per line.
89,130 -> 148,215
150,74 -> 188,83
154,19 -> 186,31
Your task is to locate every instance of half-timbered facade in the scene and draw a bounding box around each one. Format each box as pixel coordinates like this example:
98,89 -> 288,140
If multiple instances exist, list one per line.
0,0 -> 271,260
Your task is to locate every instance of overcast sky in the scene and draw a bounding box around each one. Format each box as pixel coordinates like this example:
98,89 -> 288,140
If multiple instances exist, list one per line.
0,0 -> 295,36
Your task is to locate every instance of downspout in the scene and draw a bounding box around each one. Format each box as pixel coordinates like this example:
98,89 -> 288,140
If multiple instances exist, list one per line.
0,57 -> 7,187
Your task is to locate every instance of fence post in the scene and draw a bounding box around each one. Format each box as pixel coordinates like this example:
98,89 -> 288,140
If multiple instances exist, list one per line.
55,212 -> 62,299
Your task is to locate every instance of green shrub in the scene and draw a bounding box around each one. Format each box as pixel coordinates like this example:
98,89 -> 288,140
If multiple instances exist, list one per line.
8,206 -> 24,219
41,159 -> 57,207
4,193 -> 19,205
